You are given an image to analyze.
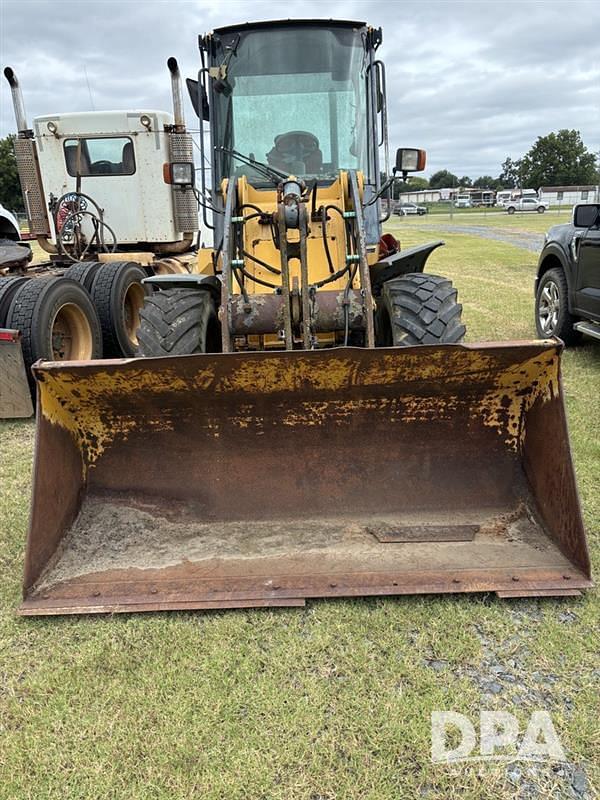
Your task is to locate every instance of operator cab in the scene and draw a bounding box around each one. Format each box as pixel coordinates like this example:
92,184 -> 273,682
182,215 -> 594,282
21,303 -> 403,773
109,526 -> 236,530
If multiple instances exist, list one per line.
202,21 -> 377,188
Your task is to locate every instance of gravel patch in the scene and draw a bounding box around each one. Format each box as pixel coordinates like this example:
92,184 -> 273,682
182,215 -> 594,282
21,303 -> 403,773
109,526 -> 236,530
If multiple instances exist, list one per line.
410,223 -> 545,252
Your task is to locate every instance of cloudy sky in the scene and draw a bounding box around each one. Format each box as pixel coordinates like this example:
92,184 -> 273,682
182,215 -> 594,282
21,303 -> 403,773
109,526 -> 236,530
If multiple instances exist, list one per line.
1,0 -> 599,179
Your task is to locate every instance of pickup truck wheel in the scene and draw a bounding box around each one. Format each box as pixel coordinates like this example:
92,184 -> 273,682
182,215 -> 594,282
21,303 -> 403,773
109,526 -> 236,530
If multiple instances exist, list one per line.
535,268 -> 581,345
507,207 -> 516,215
537,207 -> 545,213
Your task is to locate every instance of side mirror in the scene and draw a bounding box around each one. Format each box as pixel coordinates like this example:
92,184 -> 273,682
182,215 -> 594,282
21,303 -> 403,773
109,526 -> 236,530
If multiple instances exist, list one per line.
395,148 -> 426,173
573,203 -> 600,228
186,76 -> 210,121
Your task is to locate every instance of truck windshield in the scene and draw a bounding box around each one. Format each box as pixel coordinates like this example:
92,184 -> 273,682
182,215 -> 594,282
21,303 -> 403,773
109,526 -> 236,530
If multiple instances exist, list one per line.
212,25 -> 369,185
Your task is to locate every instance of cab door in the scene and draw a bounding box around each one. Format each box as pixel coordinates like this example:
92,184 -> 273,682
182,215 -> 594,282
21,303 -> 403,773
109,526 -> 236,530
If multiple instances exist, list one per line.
574,225 -> 600,319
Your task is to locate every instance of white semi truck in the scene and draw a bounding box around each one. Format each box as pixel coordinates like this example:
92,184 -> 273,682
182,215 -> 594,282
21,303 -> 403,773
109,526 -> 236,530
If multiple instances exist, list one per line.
0,61 -> 202,417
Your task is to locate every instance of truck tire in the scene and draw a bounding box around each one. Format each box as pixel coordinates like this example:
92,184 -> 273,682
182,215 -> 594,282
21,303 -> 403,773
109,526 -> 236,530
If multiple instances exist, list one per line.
507,206 -> 516,214
90,261 -> 148,357
64,260 -> 102,291
6,277 -> 102,392
537,206 -> 545,213
535,268 -> 581,345
377,273 -> 466,346
0,275 -> 28,325
136,288 -> 220,356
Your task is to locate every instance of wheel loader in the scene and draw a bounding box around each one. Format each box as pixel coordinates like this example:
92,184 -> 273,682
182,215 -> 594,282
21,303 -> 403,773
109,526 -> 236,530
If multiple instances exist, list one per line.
6,19 -> 591,615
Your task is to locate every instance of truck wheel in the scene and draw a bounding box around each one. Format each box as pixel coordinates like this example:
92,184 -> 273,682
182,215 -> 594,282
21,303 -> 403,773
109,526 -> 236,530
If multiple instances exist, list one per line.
64,261 -> 102,291
376,273 -> 466,346
507,207 -> 516,215
6,277 -> 102,391
136,288 -> 220,356
90,261 -> 148,357
0,275 -> 28,325
537,207 -> 545,213
535,268 -> 581,345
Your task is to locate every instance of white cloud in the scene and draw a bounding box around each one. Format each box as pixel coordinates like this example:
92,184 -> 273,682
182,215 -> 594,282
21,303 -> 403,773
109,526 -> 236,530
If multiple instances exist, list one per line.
1,0 -> 599,178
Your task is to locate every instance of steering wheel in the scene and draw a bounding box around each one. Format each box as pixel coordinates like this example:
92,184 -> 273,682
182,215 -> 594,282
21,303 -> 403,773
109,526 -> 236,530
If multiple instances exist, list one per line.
92,160 -> 114,174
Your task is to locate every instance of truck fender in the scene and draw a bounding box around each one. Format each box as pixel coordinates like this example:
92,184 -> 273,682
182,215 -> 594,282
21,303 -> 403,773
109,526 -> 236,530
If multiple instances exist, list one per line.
535,241 -> 574,298
143,273 -> 222,302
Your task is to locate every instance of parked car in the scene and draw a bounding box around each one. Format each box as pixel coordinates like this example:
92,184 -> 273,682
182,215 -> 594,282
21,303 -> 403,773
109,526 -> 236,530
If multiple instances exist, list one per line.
534,203 -> 600,343
506,198 -> 547,214
454,196 -> 471,208
394,202 -> 428,216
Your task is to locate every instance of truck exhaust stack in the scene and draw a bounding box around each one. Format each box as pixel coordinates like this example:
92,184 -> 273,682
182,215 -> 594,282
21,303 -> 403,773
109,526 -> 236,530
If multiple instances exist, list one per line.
3,67 -> 28,134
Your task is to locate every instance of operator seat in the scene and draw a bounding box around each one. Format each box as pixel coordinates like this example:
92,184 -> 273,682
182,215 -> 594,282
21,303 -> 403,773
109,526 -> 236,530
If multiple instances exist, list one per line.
121,141 -> 135,174
266,131 -> 323,175
64,142 -> 91,176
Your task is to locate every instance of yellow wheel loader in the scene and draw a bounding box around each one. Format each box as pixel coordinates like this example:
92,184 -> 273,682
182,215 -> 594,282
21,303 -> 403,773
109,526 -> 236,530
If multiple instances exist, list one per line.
11,20 -> 591,615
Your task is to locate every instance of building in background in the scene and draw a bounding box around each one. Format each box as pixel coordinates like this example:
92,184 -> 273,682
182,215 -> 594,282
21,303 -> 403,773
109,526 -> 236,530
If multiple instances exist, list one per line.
539,185 -> 599,205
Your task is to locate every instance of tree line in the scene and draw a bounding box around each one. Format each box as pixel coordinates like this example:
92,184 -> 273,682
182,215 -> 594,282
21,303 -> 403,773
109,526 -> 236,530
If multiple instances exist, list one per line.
394,129 -> 599,197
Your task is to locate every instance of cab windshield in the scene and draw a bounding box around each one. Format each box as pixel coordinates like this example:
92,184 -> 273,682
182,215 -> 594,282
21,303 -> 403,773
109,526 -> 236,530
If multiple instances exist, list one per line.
212,25 -> 369,185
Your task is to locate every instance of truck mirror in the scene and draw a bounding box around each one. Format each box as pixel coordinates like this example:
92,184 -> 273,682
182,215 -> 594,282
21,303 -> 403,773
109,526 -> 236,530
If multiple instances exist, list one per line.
395,148 -> 426,173
186,76 -> 210,121
573,203 -> 600,228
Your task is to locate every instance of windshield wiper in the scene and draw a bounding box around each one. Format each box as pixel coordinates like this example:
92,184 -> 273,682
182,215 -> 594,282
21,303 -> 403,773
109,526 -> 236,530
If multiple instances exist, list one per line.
217,146 -> 289,185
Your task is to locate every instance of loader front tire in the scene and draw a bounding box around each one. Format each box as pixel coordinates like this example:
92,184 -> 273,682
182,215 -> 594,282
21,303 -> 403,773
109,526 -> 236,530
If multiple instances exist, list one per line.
136,288 -> 220,356
377,273 -> 465,346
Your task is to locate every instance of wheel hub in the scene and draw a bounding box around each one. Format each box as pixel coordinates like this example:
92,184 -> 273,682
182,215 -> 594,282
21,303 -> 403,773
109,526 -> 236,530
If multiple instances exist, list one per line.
538,280 -> 560,335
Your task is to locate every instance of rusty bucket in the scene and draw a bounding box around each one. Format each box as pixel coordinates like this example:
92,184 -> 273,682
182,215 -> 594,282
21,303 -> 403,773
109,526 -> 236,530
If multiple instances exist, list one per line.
20,341 -> 591,615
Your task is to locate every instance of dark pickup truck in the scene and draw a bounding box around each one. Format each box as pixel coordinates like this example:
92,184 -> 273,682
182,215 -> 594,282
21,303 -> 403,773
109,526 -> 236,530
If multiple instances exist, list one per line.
535,203 -> 600,343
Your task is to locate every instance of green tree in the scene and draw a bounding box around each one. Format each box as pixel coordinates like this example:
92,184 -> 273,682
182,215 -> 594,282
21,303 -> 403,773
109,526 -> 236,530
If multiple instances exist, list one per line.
459,175 -> 472,188
0,135 -> 24,212
499,156 -> 521,189
392,176 -> 429,199
519,130 -> 598,187
473,175 -> 500,189
428,170 -> 458,189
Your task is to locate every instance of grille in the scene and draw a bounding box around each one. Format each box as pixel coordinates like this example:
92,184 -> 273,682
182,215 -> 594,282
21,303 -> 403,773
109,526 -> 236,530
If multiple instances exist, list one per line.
168,133 -> 198,233
13,138 -> 50,236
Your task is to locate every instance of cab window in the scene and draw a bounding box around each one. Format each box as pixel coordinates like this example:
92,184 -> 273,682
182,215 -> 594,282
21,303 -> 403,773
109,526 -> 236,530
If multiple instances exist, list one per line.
64,137 -> 135,176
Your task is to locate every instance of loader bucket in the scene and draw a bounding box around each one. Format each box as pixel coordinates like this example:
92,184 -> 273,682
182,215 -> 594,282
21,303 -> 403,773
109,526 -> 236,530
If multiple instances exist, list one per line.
20,341 -> 591,615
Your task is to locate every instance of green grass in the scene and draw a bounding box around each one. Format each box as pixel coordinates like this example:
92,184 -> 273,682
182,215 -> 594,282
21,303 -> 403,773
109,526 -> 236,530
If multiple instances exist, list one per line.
1,221 -> 599,799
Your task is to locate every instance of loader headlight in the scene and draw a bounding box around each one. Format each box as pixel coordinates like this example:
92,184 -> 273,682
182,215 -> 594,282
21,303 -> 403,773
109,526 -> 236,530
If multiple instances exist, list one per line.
163,162 -> 195,187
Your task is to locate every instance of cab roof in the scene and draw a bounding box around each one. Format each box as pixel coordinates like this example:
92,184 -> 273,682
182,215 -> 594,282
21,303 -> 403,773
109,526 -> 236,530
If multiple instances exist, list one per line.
213,19 -> 367,35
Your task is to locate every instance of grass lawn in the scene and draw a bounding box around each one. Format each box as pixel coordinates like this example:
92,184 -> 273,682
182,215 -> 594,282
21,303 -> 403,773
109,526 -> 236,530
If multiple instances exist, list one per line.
1,218 -> 598,799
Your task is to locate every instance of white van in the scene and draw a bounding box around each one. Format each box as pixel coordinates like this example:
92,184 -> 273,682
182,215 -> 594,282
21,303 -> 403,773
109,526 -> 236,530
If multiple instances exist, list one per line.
454,195 -> 471,208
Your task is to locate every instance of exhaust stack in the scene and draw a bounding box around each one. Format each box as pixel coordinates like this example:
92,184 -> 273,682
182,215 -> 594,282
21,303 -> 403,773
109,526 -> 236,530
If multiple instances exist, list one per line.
167,57 -> 185,129
3,67 -> 29,134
